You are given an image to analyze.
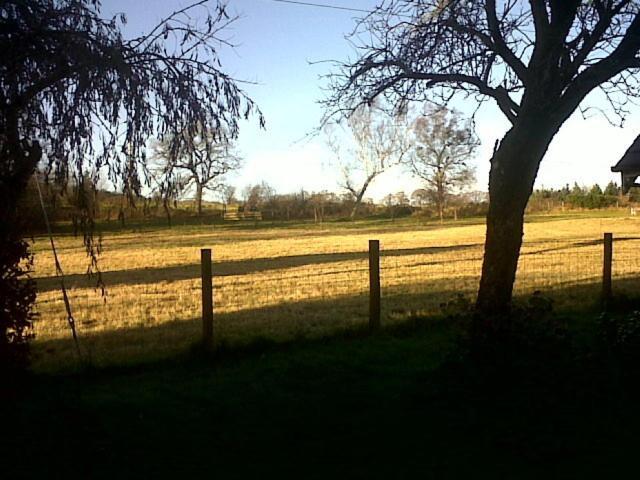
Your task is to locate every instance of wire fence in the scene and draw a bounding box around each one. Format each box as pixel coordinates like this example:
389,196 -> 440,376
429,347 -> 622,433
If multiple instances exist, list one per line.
33,234 -> 640,369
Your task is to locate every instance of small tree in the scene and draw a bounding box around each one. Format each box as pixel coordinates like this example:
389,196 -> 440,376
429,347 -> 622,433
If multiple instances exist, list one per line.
394,191 -> 410,206
327,103 -> 410,219
586,183 -> 614,208
604,181 -> 621,197
220,185 -> 237,215
242,182 -> 275,212
310,192 -> 328,223
407,107 -> 478,222
154,125 -> 241,216
411,188 -> 430,207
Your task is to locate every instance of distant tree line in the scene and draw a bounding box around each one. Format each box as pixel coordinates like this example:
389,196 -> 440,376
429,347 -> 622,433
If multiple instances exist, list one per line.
19,177 -> 637,233
527,182 -> 639,212
233,182 -> 489,222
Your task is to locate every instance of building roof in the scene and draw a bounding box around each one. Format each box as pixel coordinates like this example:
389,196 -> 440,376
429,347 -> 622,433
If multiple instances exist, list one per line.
612,135 -> 640,172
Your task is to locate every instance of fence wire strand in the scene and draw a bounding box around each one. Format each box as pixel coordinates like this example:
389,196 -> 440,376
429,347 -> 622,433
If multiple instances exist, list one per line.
34,234 -> 640,368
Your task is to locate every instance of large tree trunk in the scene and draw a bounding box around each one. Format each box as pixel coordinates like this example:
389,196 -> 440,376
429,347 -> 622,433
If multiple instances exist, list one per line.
476,116 -> 561,315
349,203 -> 359,219
349,175 -> 375,220
350,190 -> 367,219
350,189 -> 367,219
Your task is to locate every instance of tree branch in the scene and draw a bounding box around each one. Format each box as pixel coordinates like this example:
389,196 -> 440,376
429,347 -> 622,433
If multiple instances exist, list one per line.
559,12 -> 640,119
484,0 -> 529,83
569,0 -> 632,77
358,60 -> 520,123
528,0 -> 549,36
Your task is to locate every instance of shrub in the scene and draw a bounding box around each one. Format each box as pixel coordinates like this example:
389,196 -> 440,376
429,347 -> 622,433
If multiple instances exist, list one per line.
468,292 -> 570,370
598,310 -> 640,368
0,233 -> 37,371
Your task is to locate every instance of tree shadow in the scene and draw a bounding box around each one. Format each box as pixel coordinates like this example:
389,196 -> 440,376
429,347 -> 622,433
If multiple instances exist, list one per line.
34,243 -> 482,292
524,235 -> 640,255
31,274 -> 640,372
14,278 -> 640,480
36,233 -> 640,294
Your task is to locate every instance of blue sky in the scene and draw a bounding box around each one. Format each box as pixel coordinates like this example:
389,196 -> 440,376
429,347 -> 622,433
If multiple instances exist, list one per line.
104,0 -> 640,200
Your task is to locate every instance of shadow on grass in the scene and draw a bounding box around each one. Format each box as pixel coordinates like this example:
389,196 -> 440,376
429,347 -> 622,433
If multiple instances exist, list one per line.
34,243 -> 484,292
10,279 -> 640,478
31,290 -> 370,372
524,235 -> 640,254
36,231 -> 636,293
31,274 -> 640,373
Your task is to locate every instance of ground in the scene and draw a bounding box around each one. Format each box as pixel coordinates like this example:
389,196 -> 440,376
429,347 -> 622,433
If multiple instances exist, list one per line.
6,312 -> 640,478
31,211 -> 640,371
8,211 -> 640,477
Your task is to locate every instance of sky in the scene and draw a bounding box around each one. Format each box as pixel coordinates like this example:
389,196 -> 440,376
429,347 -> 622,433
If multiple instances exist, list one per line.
103,0 -> 640,201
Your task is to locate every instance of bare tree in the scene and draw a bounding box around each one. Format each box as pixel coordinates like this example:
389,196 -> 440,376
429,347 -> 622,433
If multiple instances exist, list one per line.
153,125 -> 241,216
242,181 -> 275,211
0,0 -> 262,363
219,185 -> 237,215
407,106 -> 478,222
411,188 -> 431,207
310,191 -> 329,223
327,103 -> 410,219
325,0 -> 640,314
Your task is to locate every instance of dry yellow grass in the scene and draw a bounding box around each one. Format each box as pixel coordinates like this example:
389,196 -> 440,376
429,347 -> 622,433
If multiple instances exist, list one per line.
30,213 -> 640,371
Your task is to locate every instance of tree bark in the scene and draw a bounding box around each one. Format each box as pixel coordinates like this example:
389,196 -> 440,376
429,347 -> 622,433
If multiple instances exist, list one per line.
350,203 -> 359,219
195,182 -> 203,216
437,179 -> 445,223
163,199 -> 171,228
118,207 -> 125,227
476,115 -> 561,315
349,176 -> 374,220
350,192 -> 367,219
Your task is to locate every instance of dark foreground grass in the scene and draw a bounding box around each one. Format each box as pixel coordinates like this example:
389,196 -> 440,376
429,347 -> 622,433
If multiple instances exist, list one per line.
4,310 -> 640,479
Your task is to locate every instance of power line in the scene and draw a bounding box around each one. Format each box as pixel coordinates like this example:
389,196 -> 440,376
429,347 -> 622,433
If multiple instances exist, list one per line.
270,0 -> 414,20
271,0 -> 374,15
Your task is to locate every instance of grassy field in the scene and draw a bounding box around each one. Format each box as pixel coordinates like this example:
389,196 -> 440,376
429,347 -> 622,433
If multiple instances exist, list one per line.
30,211 -> 640,371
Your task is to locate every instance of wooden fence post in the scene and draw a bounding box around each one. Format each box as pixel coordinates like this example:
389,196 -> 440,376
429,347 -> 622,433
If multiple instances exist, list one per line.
603,233 -> 613,306
369,240 -> 381,332
201,248 -> 214,349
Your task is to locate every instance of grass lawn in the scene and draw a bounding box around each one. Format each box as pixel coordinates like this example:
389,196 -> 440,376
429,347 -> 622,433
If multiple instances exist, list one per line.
6,308 -> 640,478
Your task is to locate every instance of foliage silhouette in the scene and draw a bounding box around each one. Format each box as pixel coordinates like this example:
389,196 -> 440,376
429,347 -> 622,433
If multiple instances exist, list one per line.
0,0 -> 262,365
